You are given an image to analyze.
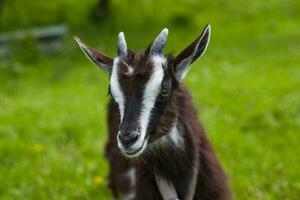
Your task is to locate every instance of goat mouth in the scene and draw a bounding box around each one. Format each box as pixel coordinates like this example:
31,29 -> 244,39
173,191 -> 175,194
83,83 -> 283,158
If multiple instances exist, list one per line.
122,137 -> 149,158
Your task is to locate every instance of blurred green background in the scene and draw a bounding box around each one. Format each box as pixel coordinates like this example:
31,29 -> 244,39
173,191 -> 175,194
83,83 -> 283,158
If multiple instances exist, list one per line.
0,0 -> 299,199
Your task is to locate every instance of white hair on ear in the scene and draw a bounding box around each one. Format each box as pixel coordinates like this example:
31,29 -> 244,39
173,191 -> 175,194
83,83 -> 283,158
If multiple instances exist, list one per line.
74,36 -> 112,72
175,25 -> 211,81
74,36 -> 95,63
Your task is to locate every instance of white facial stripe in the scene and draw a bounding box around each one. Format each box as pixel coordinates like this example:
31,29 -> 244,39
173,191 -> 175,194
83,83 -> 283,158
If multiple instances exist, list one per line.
130,55 -> 166,150
110,58 -> 125,120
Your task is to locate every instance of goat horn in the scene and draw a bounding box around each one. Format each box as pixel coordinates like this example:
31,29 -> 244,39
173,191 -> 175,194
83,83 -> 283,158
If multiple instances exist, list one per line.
118,32 -> 127,58
150,28 -> 168,56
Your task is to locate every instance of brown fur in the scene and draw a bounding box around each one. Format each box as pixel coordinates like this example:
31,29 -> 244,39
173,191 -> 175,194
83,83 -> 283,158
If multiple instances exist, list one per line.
105,59 -> 231,199
75,26 -> 231,200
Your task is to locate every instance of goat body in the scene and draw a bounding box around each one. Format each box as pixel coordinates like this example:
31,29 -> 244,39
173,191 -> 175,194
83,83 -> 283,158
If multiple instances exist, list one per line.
106,85 -> 231,200
75,25 -> 231,200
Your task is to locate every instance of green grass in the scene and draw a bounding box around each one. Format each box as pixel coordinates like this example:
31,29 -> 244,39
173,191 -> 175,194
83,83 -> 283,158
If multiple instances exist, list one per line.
0,0 -> 300,199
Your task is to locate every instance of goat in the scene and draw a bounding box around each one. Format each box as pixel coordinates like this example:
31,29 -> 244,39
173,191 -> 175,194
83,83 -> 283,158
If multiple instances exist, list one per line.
74,25 -> 231,200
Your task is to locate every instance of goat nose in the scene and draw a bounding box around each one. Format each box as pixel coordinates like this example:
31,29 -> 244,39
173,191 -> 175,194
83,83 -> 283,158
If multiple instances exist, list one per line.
118,131 -> 139,148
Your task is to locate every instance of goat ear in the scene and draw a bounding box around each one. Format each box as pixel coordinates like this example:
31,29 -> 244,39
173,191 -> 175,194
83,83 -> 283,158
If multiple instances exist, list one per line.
74,37 -> 113,73
174,25 -> 211,81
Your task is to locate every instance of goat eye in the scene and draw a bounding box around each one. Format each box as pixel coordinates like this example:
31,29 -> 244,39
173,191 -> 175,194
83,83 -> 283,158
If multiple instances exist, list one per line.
160,88 -> 169,97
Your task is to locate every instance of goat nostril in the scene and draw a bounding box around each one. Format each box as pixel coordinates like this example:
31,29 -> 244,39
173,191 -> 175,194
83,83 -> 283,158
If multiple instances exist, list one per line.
118,132 -> 139,148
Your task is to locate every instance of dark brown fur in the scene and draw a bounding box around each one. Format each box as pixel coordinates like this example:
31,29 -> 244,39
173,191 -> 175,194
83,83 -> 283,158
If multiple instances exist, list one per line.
105,54 -> 231,200
75,26 -> 231,200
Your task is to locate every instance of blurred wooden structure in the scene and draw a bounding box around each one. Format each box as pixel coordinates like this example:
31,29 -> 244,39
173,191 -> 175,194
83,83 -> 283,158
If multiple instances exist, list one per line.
0,24 -> 68,56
